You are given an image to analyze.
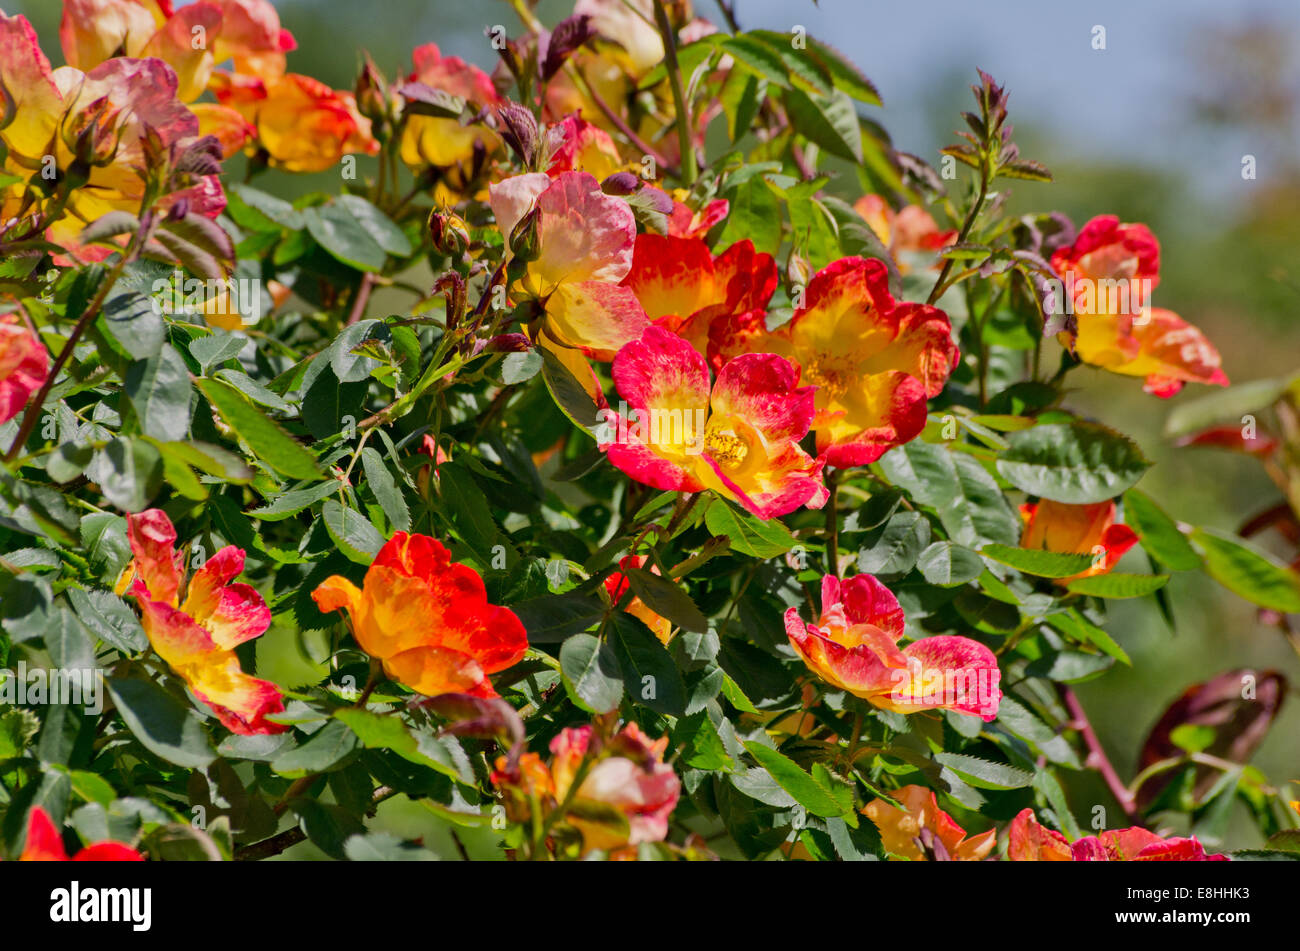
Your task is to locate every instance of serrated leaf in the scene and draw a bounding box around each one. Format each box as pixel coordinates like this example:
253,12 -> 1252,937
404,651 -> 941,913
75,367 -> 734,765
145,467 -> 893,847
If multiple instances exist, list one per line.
933,752 -> 1033,789
996,421 -> 1150,504
704,499 -> 794,557
321,499 -> 385,563
1191,527 -> 1300,613
196,376 -> 321,480
1065,572 -> 1168,599
559,633 -> 623,714
980,543 -> 1096,578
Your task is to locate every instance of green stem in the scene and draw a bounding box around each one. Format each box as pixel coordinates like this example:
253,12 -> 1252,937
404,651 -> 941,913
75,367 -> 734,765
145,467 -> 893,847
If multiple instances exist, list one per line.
653,0 -> 697,186
926,171 -> 989,307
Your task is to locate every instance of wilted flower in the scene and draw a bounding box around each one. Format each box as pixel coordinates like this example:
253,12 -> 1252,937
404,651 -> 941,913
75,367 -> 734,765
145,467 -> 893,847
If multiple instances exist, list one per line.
0,316 -> 50,425
600,326 -> 827,519
717,257 -> 958,468
785,573 -> 1001,720
863,785 -> 995,861
312,532 -> 528,698
1051,215 -> 1227,398
17,807 -> 142,861
489,170 -> 649,359
123,509 -> 287,735
1019,499 -> 1139,582
492,721 -> 680,855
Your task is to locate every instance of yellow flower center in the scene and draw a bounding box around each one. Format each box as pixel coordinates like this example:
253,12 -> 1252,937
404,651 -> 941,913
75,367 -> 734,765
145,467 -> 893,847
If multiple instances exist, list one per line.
704,421 -> 749,469
801,357 -> 851,400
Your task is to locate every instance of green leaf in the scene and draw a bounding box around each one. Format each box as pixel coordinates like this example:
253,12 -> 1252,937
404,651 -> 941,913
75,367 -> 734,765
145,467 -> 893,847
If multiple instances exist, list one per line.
227,184 -> 305,231
0,708 -> 40,760
510,591 -> 605,643
718,34 -> 791,86
856,510 -> 930,576
270,719 -> 359,777
878,440 -> 1020,546
66,587 -> 148,654
436,461 -> 501,563
744,741 -> 849,817
623,567 -> 707,633
360,446 -> 411,533
98,289 -> 164,361
247,481 -> 338,521
559,633 -> 624,714
107,675 -> 216,769
1191,527 -> 1300,613
916,541 -> 984,587
1045,609 -> 1131,664
980,543 -> 1096,578
609,612 -> 686,716
1164,375 -> 1297,438
803,35 -> 881,105
304,196 -> 408,272
189,332 -> 245,374
124,344 -> 193,442
933,753 -> 1033,790
704,498 -> 795,558
714,174 -> 782,257
783,86 -> 863,163
196,376 -> 322,480
996,421 -> 1150,504
1065,572 -> 1168,599
539,346 -> 602,434
322,499 -> 385,564
1122,489 -> 1200,571
85,437 -> 163,512
333,708 -> 473,785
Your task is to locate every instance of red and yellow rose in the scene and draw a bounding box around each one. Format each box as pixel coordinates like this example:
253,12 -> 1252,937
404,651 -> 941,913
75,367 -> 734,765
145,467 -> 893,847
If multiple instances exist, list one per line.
785,573 -> 1001,720
123,509 -> 286,735
312,532 -> 528,698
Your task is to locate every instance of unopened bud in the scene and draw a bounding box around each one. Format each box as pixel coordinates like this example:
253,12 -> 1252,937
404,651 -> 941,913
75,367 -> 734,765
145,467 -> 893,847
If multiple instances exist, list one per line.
787,252 -> 811,289
428,208 -> 470,257
508,206 -> 541,262
354,57 -> 389,128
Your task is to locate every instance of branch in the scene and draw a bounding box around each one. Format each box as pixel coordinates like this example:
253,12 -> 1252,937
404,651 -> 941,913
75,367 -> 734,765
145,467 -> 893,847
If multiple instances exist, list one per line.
1060,685 -> 1139,824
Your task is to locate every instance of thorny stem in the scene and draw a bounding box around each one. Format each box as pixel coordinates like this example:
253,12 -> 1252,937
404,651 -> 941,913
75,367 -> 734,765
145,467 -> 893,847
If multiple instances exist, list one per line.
576,67 -> 676,177
4,254 -> 129,463
1060,684 -> 1139,824
345,272 -> 376,326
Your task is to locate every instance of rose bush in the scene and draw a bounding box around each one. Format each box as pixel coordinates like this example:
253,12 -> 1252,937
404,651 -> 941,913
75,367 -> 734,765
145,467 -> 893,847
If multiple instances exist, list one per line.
0,0 -> 1295,862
